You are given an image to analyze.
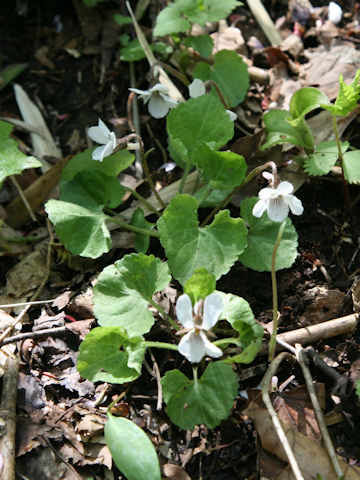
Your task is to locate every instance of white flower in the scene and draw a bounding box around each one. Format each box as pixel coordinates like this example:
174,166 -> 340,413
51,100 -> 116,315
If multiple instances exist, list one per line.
252,172 -> 304,222
188,78 -> 236,121
88,118 -> 117,162
176,292 -> 223,363
129,83 -> 178,118
188,78 -> 206,98
328,2 -> 342,24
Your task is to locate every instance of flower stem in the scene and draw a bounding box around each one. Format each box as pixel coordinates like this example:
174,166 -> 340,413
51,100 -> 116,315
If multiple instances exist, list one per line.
200,161 -> 278,226
141,149 -> 166,209
144,341 -> 179,351
205,80 -> 228,109
178,164 -> 191,194
332,114 -> 351,212
213,337 -> 239,347
123,186 -> 161,217
268,220 -> 287,362
107,215 -> 160,237
148,298 -> 180,331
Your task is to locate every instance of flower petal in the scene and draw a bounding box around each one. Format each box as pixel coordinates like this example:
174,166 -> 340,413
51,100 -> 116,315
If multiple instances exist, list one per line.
202,292 -> 223,329
189,78 -> 206,98
199,331 -> 223,359
100,140 -> 115,161
92,145 -> 106,161
178,330 -> 206,363
267,197 -> 289,222
176,294 -> 194,328
109,131 -> 117,149
276,181 -> 293,195
149,83 -> 169,95
98,118 -> 112,138
88,125 -> 110,145
252,198 -> 268,218
226,109 -> 237,121
262,171 -> 274,184
128,87 -> 150,96
286,194 -> 304,216
258,187 -> 273,201
148,95 -> 170,118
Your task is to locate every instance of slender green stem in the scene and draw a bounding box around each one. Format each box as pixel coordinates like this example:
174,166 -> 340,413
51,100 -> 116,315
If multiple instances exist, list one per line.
148,298 -> 180,331
144,341 -> 179,351
268,221 -> 287,362
200,161 -> 278,227
332,114 -> 351,212
205,80 -> 228,109
178,164 -> 191,194
141,149 -> 166,209
107,215 -> 160,237
123,186 -> 160,217
213,337 -> 239,347
196,184 -> 213,206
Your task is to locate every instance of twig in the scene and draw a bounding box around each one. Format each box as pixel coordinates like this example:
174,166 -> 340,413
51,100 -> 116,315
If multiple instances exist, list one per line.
259,313 -> 358,355
0,304 -> 31,344
0,326 -> 68,348
0,299 -> 55,309
10,175 -> 36,222
0,356 -> 19,480
148,349 -> 163,411
295,344 -> 344,479
246,0 -> 282,46
128,64 -> 143,178
262,352 -> 305,480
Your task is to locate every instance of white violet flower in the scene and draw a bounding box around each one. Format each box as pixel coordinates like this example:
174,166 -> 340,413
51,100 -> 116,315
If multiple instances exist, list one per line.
188,78 -> 237,121
252,172 -> 304,222
176,292 -> 223,363
328,2 -> 342,24
129,83 -> 178,119
88,118 -> 117,162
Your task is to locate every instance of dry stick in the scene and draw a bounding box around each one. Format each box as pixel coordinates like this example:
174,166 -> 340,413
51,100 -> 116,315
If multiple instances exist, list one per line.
259,313 -> 358,356
0,326 -> 68,348
0,356 -> 19,480
0,299 -> 55,309
262,352 -> 305,480
10,175 -> 37,222
246,0 -> 282,47
148,349 -> 163,411
295,344 -> 345,479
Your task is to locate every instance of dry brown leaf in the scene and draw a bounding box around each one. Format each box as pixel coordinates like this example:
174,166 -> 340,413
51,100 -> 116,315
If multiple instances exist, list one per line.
244,400 -> 360,479
163,463 -> 191,480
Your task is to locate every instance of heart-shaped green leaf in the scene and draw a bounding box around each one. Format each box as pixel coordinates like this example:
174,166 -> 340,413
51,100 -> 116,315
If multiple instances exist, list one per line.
93,254 -> 171,336
157,194 -> 247,284
343,150 -> 360,184
162,362 -> 238,430
45,199 -> 111,258
238,197 -> 298,272
303,140 -> 349,176
184,268 -> 216,304
77,327 -> 145,383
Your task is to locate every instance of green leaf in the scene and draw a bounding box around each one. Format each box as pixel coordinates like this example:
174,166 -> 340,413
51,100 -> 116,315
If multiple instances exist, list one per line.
218,292 -> 263,363
45,200 -> 111,258
157,194 -> 247,284
153,0 -> 241,36
130,208 -> 155,253
238,197 -> 298,272
0,63 -> 27,91
261,110 -> 310,150
114,13 -> 132,26
77,327 -> 145,383
321,70 -> 360,116
167,95 -> 234,165
162,362 -> 238,430
93,254 -> 171,336
0,120 -> 41,187
194,185 -> 232,207
60,148 -> 134,187
105,414 -> 161,480
184,35 -> 214,58
303,140 -> 349,176
60,170 -> 125,209
289,87 -> 330,121
193,50 -> 249,107
153,0 -> 195,36
184,268 -> 216,304
343,150 -> 360,184
120,38 -> 147,61
194,144 -> 247,190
